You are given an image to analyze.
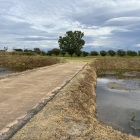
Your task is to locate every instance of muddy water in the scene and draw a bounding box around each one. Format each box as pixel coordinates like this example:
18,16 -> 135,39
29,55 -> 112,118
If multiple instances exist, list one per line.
96,72 -> 140,136
0,67 -> 24,77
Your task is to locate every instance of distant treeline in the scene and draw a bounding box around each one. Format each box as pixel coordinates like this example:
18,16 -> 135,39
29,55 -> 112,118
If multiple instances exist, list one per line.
0,47 -> 140,57
24,48 -> 140,57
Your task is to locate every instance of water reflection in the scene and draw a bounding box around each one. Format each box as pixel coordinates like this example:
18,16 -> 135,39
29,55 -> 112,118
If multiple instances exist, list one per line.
96,72 -> 140,136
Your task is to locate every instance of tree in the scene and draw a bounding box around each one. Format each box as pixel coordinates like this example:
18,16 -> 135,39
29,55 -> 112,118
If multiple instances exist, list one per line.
14,48 -> 23,52
90,51 -> 99,56
117,49 -> 126,56
40,51 -> 46,56
138,51 -> 140,56
61,50 -> 66,57
24,49 -> 33,52
100,50 -> 107,56
108,50 -> 116,56
82,51 -> 89,57
76,51 -> 82,57
34,48 -> 41,54
58,31 -> 85,57
51,48 -> 61,56
127,50 -> 137,56
46,50 -> 53,56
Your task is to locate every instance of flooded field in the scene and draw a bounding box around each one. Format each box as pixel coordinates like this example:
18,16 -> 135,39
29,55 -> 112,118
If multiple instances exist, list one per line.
96,71 -> 140,136
0,67 -> 25,77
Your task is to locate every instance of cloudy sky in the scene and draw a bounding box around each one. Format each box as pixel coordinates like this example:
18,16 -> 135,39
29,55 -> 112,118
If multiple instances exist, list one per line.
1,0 -> 140,52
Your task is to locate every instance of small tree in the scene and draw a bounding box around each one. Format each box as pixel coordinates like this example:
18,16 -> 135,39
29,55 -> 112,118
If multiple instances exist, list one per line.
82,51 -> 89,57
14,48 -> 23,52
51,48 -> 61,56
58,31 -> 85,57
138,51 -> 140,56
41,51 -> 46,56
46,50 -> 53,56
117,49 -> 126,57
90,51 -> 99,56
61,50 -> 66,57
24,49 -> 33,52
34,48 -> 41,54
100,50 -> 107,56
76,51 -> 82,57
127,50 -> 137,56
108,50 -> 116,56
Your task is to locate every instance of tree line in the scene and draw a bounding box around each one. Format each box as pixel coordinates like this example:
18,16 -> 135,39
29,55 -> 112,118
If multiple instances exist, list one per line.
1,30 -> 140,57
13,47 -> 140,57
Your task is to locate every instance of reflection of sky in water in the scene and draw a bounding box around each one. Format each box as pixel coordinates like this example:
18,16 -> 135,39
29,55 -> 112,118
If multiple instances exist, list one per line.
97,77 -> 140,91
96,74 -> 140,136
0,67 -> 14,77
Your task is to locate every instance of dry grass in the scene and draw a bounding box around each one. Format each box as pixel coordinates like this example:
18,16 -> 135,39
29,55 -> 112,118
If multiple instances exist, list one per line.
0,55 -> 62,70
94,57 -> 140,72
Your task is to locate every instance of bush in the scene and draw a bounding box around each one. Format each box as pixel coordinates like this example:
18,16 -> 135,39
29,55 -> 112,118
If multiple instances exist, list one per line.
108,50 -> 116,56
46,50 -> 53,56
100,50 -> 107,56
90,51 -> 99,56
82,51 -> 89,57
51,48 -> 61,56
76,51 -> 82,57
138,51 -> 140,56
61,50 -> 66,57
117,49 -> 126,56
127,50 -> 137,56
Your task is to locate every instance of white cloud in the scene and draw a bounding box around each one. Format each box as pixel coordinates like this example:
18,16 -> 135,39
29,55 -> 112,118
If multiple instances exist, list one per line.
0,0 -> 140,51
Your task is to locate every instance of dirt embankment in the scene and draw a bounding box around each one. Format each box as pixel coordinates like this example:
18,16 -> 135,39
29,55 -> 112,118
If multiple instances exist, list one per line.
11,59 -> 139,140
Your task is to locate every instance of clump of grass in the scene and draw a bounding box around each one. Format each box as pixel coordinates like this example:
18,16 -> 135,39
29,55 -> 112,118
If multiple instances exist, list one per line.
0,55 -> 61,70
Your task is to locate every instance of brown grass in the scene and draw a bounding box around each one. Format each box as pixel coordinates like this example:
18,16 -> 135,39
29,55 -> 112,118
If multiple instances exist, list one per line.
0,55 -> 62,70
94,57 -> 140,71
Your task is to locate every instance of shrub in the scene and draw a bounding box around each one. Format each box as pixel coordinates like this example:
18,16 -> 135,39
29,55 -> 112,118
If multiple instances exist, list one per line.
76,51 -> 82,57
117,49 -> 126,56
82,51 -> 89,57
61,50 -> 66,57
127,50 -> 137,56
46,50 -> 53,56
108,50 -> 116,56
90,51 -> 99,56
100,50 -> 107,56
51,48 -> 61,56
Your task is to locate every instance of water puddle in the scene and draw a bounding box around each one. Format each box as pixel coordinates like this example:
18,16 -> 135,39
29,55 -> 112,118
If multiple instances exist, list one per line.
0,67 -> 25,77
96,71 -> 140,136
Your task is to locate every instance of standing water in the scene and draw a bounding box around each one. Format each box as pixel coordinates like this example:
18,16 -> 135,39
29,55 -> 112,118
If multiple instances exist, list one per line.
0,67 -> 15,77
96,71 -> 140,136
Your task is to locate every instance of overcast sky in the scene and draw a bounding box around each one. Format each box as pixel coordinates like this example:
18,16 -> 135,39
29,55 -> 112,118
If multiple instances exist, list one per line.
1,0 -> 140,51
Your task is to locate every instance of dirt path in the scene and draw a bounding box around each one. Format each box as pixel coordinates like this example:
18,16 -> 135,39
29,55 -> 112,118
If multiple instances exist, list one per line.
0,62 -> 87,139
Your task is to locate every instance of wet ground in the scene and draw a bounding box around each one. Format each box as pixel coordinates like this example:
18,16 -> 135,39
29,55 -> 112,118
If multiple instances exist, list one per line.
0,67 -> 15,77
0,66 -> 27,77
96,71 -> 140,136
